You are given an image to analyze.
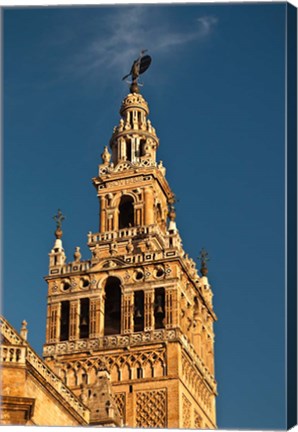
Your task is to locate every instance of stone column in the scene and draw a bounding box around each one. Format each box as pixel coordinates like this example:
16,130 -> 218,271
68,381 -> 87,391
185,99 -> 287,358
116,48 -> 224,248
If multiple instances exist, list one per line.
134,204 -> 142,226
99,292 -> 105,337
69,299 -> 80,340
54,302 -> 61,342
122,292 -> 133,334
144,290 -> 154,331
90,298 -> 101,338
165,289 -> 171,328
100,196 -> 106,233
144,187 -> 154,225
207,335 -> 214,374
47,303 -> 58,342
165,288 -> 178,328
192,320 -> 202,357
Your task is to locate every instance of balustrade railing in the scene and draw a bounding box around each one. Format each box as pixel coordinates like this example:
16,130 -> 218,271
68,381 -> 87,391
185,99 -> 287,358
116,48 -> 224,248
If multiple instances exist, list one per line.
0,344 -> 26,364
0,316 -> 89,422
88,225 -> 155,243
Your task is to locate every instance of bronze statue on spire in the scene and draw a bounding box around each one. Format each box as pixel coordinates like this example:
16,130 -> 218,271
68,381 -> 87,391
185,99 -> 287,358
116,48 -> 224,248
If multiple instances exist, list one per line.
122,50 -> 152,93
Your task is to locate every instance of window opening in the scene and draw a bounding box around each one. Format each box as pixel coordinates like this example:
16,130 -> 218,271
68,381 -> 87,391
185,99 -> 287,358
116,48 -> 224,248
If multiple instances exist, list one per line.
134,290 -> 144,332
60,301 -> 70,341
140,139 -> 146,157
126,142 -> 132,161
154,288 -> 165,329
80,298 -> 90,339
104,277 -> 121,335
119,195 -> 134,229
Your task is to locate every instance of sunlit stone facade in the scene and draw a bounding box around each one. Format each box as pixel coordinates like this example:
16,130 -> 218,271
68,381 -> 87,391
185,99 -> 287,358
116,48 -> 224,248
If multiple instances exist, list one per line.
43,90 -> 217,428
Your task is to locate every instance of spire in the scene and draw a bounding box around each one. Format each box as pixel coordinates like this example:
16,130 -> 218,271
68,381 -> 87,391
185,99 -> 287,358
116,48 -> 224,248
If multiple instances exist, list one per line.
49,209 -> 66,268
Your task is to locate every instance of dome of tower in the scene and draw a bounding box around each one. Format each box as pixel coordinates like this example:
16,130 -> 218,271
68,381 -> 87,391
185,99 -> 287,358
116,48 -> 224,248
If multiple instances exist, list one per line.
120,92 -> 149,117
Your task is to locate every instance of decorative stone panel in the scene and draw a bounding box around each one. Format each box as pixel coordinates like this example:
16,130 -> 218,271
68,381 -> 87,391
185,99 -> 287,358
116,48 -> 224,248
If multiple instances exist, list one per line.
194,410 -> 203,428
112,392 -> 126,424
182,394 -> 191,428
136,389 -> 167,428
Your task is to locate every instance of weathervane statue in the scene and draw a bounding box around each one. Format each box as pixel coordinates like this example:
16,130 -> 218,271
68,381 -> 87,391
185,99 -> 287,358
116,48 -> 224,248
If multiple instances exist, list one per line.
122,50 -> 152,93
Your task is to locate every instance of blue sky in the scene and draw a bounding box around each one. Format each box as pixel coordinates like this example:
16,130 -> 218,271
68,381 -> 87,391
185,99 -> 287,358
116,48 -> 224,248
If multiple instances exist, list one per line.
3,3 -> 287,429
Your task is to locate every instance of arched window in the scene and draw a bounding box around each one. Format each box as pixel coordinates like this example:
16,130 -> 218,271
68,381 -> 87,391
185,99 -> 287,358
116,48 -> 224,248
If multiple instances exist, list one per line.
104,277 -> 121,335
60,301 -> 70,341
119,195 -> 134,229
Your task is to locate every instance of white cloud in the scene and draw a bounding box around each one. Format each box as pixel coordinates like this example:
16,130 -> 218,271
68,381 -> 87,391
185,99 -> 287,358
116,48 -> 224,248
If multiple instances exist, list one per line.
63,7 -> 218,80
197,16 -> 219,36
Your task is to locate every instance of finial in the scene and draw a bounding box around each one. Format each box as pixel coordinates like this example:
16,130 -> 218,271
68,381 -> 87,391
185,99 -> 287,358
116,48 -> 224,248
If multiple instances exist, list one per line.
168,203 -> 177,232
168,204 -> 176,221
198,248 -> 210,276
20,320 -> 28,340
74,246 -> 81,263
122,50 -> 152,94
101,146 -> 111,164
53,209 -> 65,239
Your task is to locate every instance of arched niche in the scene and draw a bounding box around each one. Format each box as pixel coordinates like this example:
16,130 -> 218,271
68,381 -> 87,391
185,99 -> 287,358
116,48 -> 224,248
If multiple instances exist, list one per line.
119,195 -> 134,229
104,277 -> 121,335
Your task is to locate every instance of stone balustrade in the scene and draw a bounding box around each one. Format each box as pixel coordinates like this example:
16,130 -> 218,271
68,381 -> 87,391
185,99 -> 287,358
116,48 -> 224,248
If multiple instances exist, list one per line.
88,225 -> 155,244
0,344 -> 26,364
0,315 -> 89,423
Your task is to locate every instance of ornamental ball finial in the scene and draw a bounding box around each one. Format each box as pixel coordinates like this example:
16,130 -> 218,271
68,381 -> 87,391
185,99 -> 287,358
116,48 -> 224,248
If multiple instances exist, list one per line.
53,209 -> 65,239
198,247 -> 210,276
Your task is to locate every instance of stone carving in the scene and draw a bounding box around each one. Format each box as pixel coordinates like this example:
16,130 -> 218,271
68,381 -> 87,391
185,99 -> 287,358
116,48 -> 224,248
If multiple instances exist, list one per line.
136,389 -> 167,427
92,244 -> 101,259
112,393 -> 126,424
126,239 -> 134,254
110,242 -> 118,256
194,411 -> 203,428
43,329 -> 178,357
106,176 -> 144,188
182,394 -> 192,428
181,352 -> 213,414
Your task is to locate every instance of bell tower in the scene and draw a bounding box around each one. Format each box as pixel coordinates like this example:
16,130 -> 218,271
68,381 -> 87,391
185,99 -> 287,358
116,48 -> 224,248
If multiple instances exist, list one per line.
43,64 -> 217,428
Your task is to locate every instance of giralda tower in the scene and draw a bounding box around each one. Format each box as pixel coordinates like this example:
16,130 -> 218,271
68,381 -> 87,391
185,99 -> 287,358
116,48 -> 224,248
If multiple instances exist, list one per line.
43,54 -> 217,428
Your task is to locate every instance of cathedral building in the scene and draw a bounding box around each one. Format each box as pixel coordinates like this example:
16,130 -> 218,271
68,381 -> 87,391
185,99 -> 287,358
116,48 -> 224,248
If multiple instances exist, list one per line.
1,66 -> 217,428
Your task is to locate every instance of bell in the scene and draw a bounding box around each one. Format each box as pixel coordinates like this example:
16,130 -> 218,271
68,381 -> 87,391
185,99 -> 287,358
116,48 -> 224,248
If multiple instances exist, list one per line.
81,316 -> 88,326
135,308 -> 142,319
156,305 -> 164,315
